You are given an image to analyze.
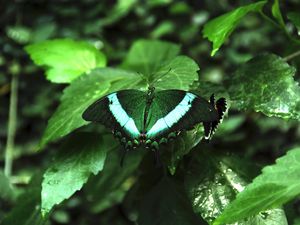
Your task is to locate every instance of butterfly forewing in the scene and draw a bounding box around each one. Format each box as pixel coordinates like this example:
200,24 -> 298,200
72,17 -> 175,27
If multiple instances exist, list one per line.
82,89 -> 146,139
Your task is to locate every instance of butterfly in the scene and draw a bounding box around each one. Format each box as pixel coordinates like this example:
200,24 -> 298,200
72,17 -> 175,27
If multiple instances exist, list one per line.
82,87 -> 226,164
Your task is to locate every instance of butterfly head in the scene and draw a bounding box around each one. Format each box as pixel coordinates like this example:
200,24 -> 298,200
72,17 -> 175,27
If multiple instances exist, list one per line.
139,132 -> 147,144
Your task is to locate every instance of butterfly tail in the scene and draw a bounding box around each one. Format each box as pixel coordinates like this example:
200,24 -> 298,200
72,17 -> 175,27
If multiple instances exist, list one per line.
210,97 -> 227,135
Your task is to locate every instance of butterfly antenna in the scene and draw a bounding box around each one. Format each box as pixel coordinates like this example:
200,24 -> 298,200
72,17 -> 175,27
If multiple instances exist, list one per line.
136,72 -> 149,83
150,68 -> 172,85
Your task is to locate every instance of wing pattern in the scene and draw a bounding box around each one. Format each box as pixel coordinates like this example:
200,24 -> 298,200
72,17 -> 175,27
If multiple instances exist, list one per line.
146,93 -> 196,138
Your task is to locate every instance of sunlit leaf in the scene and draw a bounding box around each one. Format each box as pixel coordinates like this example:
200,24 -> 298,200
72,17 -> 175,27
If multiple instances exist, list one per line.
184,150 -> 288,225
214,147 -> 300,224
40,68 -> 143,148
203,1 -> 266,56
25,39 -> 107,83
227,53 -> 300,120
153,56 -> 199,90
41,132 -> 115,215
121,40 -> 199,90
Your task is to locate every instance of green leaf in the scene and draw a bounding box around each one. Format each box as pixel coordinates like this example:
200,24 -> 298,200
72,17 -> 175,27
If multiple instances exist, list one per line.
99,0 -> 137,26
185,150 -> 245,224
214,147 -> 300,224
184,150 -> 288,225
287,12 -> 300,32
153,56 -> 199,90
0,170 -> 15,201
203,1 -> 266,56
6,26 -> 31,44
150,21 -> 175,39
83,147 -> 145,213
227,53 -> 300,120
40,68 -> 142,148
25,39 -> 107,83
271,0 -> 285,27
41,132 -> 115,215
138,177 -> 206,225
121,39 -> 180,76
1,174 -> 47,225
121,40 -> 198,90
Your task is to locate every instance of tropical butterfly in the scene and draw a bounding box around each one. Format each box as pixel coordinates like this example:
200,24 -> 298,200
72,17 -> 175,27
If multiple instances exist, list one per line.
82,87 -> 226,164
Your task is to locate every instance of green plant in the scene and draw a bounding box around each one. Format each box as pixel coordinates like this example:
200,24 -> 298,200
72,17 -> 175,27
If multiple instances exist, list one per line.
2,1 -> 300,225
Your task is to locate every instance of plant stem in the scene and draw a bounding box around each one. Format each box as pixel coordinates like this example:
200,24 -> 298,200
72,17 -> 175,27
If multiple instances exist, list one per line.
4,74 -> 19,177
259,11 -> 282,30
259,11 -> 300,45
283,50 -> 300,61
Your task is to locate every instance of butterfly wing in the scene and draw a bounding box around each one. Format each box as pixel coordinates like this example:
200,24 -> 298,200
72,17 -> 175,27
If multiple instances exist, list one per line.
82,89 -> 146,139
145,90 -> 219,139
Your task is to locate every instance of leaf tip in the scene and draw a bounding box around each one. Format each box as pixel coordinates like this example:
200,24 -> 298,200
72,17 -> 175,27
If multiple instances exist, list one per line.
211,48 -> 218,56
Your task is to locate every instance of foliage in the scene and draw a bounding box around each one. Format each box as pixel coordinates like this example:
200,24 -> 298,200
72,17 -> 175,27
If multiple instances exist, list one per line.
1,1 -> 300,225
202,1 -> 266,56
214,147 -> 300,225
41,132 -> 114,215
227,53 -> 300,120
25,39 -> 106,83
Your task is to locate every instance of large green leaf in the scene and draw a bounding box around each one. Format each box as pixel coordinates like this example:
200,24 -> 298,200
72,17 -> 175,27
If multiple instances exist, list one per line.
121,40 -> 198,90
203,1 -> 266,56
271,0 -> 285,27
41,132 -> 115,215
214,147 -> 300,224
227,54 -> 300,120
138,177 -> 206,225
153,56 -> 199,90
121,39 -> 180,76
184,150 -> 287,225
25,39 -> 106,83
1,174 -> 47,225
40,68 -> 142,148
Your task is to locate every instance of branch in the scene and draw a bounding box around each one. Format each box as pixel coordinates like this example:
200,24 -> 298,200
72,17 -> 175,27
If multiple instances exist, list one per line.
283,50 -> 300,61
4,74 -> 19,177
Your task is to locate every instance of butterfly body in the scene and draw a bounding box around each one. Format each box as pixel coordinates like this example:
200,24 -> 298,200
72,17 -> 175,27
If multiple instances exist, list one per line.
82,88 -> 226,153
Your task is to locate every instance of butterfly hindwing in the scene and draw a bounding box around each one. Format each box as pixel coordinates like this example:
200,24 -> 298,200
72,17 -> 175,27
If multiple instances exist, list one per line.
145,90 -> 219,139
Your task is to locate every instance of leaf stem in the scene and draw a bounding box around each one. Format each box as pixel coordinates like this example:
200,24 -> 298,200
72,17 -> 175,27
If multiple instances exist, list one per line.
283,50 -> 300,61
259,11 -> 282,30
4,73 -> 19,177
259,11 -> 300,45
